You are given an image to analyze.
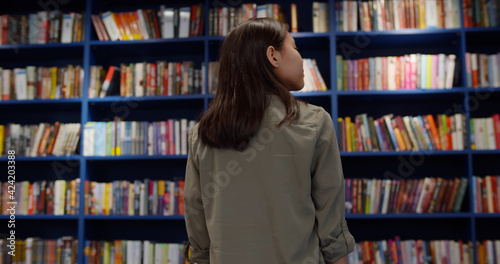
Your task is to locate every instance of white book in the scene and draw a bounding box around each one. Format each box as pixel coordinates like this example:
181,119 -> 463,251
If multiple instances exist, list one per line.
369,179 -> 377,214
387,57 -> 396,90
487,241 -> 495,264
342,1 -> 349,32
52,124 -> 67,156
486,117 -> 496,150
134,62 -> 145,96
178,7 -> 191,38
14,68 -> 27,100
445,54 -> 456,89
437,54 -> 446,88
160,7 -> 174,39
136,9 -> 150,39
127,241 -> 134,264
375,57 -> 383,90
416,177 -> 431,213
100,11 -> 121,41
381,180 -> 391,214
479,54 -> 489,87
37,11 -> 48,44
69,123 -> 81,155
26,66 -> 36,100
174,120 -> 181,155
403,116 -> 420,151
25,237 -> 35,264
169,244 -> 179,263
135,241 -> 142,264
61,13 -> 75,43
83,122 -> 95,156
425,0 -> 438,29
30,123 -> 46,157
148,123 -> 154,155
181,119 -> 188,155
491,54 -> 500,87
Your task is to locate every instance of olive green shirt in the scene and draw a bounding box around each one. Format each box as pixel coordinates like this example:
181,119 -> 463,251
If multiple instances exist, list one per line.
184,95 -> 355,264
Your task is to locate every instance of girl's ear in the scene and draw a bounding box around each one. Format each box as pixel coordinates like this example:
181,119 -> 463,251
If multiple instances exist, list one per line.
266,46 -> 279,68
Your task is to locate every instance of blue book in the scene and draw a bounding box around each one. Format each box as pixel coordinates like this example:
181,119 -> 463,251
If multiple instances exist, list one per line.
472,176 -> 477,213
369,57 -> 376,90
144,122 -> 149,155
373,119 -> 386,151
488,55 -> 494,88
383,115 -> 400,151
420,55 -> 427,89
416,116 -> 434,150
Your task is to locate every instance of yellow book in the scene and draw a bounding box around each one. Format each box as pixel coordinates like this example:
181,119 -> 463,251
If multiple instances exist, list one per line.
426,54 -> 432,88
0,125 -> 4,156
50,67 -> 57,99
345,117 -> 352,152
67,66 -> 74,98
70,180 -> 76,214
103,241 -> 111,264
419,0 -> 426,29
393,127 -> 407,151
60,180 -> 67,215
104,182 -> 111,215
129,183 -> 134,215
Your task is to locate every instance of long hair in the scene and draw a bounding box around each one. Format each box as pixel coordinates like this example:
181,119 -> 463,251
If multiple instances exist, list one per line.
198,18 -> 301,151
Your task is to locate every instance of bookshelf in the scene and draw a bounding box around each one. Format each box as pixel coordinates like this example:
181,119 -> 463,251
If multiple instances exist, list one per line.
1,0 -> 499,262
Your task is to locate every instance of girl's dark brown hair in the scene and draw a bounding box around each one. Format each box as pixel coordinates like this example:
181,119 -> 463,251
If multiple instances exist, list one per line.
198,18 -> 301,151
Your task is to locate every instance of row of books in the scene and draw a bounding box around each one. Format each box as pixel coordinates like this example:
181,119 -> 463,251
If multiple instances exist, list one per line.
0,123 -> 81,157
336,54 -> 457,91
335,0 -> 461,32
463,0 -> 500,28
208,3 -> 286,36
92,5 -> 204,41
0,65 -> 83,100
0,12 -> 84,45
471,115 -> 500,150
473,175 -> 500,213
476,240 -> 500,264
1,180 -> 81,216
345,177 -> 468,214
0,237 -> 77,264
346,238 -> 473,264
86,179 -> 185,216
89,61 -> 203,99
465,52 -> 500,89
83,119 -> 196,157
85,240 -> 186,264
338,113 -> 467,152
207,58 -> 327,94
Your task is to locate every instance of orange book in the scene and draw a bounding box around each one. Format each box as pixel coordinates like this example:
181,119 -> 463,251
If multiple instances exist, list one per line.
307,59 -> 322,91
125,12 -> 140,40
28,184 -> 34,215
114,240 -> 122,264
478,242 -> 486,264
363,58 -> 370,90
46,121 -> 60,156
37,124 -> 52,156
119,12 -> 134,40
392,119 -> 407,151
445,178 -> 462,212
291,4 -> 298,33
395,180 -> 407,213
111,12 -> 127,40
492,176 -> 499,213
426,115 -> 442,150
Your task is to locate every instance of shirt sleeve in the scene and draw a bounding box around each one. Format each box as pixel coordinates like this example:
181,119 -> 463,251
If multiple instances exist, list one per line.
184,127 -> 210,264
310,108 -> 355,263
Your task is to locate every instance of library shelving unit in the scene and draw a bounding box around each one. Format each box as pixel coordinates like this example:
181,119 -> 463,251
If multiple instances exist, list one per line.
1,0 -> 499,263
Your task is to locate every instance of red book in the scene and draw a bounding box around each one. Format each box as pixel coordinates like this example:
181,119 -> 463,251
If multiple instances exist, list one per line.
28,184 -> 34,215
491,176 -> 499,213
481,176 -> 489,213
492,114 -> 500,149
178,180 -> 185,215
476,177 -> 483,213
150,63 -> 157,96
163,66 -> 169,96
352,178 -> 358,214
